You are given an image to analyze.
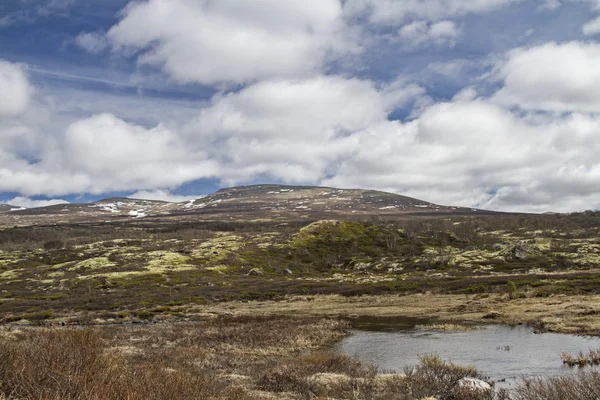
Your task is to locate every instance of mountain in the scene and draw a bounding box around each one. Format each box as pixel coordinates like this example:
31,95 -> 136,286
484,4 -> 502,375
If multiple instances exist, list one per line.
0,185 -> 493,227
182,184 -> 482,217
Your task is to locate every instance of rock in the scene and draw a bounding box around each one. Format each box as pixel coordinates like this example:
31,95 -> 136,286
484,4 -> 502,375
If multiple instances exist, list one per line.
512,243 -> 532,260
457,377 -> 492,391
247,268 -> 264,276
491,243 -> 505,251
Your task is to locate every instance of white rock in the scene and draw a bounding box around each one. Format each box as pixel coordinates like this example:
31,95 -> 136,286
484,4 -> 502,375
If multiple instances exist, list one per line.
458,377 -> 492,391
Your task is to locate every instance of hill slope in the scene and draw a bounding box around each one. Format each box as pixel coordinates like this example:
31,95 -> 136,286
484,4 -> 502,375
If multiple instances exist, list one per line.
0,185 -> 491,227
0,204 -> 25,213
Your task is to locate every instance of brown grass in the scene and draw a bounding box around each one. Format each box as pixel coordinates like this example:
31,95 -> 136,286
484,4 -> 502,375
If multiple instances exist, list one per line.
196,293 -> 600,335
505,372 -> 600,400
0,328 -> 250,400
0,316 -> 497,400
561,349 -> 600,367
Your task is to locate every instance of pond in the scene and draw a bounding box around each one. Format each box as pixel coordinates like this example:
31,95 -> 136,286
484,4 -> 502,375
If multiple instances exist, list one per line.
334,316 -> 600,389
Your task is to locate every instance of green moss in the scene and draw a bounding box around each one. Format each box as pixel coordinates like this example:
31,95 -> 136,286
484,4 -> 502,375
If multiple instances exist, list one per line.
192,234 -> 244,262
146,251 -> 195,272
0,269 -> 21,281
68,257 -> 116,271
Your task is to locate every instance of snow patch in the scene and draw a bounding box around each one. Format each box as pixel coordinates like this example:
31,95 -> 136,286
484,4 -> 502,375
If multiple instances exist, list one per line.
128,210 -> 147,218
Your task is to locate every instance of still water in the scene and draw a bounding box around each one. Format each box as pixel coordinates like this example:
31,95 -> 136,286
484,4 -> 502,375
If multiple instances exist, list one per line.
334,317 -> 600,388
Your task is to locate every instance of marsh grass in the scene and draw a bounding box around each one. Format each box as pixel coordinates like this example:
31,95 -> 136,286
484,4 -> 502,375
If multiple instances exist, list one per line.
561,349 -> 600,367
506,372 -> 600,400
0,317 -> 498,400
415,323 -> 481,331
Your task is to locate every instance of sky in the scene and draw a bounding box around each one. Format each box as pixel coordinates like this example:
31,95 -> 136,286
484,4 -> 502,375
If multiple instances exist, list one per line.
0,0 -> 600,212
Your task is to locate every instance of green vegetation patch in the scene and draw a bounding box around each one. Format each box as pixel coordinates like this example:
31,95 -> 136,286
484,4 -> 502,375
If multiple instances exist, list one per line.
68,257 -> 116,272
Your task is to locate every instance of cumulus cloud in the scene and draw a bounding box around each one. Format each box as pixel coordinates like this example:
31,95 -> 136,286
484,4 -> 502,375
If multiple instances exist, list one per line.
183,76 -> 424,184
0,113 -> 217,197
1,197 -> 69,209
323,99 -> 600,213
56,113 -> 218,194
398,20 -> 462,48
75,32 -> 108,54
107,0 -> 356,85
129,189 -> 200,203
0,61 -> 33,117
343,0 -> 521,24
583,16 -> 600,35
492,41 -> 600,112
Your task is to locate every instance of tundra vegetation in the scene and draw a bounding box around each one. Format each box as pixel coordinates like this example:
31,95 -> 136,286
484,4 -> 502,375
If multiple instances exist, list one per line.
2,211 -> 600,398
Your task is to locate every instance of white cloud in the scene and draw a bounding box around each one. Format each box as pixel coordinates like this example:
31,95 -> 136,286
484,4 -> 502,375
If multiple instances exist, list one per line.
398,20 -> 462,48
183,76 -> 424,184
129,189 -> 200,203
1,197 -> 69,209
0,61 -> 33,117
107,0 -> 356,85
492,41 -> 600,112
343,0 -> 522,24
56,113 -> 218,194
323,99 -> 600,213
75,32 -> 108,54
583,16 -> 600,35
538,0 -> 562,9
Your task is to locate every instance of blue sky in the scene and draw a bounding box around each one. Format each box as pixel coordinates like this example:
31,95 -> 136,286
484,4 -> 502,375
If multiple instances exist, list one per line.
0,0 -> 600,212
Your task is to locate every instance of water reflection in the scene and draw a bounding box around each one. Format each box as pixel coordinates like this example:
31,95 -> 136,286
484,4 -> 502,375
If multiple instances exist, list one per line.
336,318 -> 600,388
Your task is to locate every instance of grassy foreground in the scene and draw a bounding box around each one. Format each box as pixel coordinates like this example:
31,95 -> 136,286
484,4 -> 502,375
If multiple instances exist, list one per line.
0,316 -> 496,400
2,212 -> 600,398
1,317 -> 600,400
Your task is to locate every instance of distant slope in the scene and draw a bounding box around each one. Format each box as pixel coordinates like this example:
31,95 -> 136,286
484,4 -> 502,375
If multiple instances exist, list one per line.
0,204 -> 25,213
181,184 -> 481,217
0,185 -> 494,227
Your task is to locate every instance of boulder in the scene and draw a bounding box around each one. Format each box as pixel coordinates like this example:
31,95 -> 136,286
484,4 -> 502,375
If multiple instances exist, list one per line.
511,243 -> 532,260
457,377 -> 492,391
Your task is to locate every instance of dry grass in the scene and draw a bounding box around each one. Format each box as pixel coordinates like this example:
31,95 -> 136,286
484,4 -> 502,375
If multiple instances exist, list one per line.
504,372 -> 600,400
415,323 -> 481,331
197,293 -> 600,335
0,316 -> 497,400
4,316 -> 600,400
561,349 -> 600,367
0,328 -> 251,400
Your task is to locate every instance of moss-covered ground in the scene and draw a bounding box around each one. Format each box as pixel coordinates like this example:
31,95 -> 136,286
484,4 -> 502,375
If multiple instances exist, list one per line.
1,212 -> 600,327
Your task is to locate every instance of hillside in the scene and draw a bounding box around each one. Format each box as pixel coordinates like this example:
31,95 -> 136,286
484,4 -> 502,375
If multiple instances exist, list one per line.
0,204 -> 25,213
0,184 -> 491,227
